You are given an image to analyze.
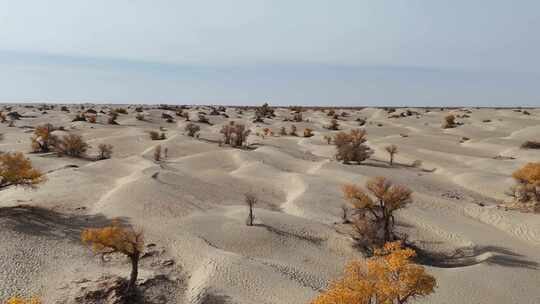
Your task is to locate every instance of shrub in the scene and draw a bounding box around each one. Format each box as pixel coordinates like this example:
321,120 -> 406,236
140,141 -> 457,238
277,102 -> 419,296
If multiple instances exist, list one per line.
311,241 -> 436,304
87,115 -> 97,123
57,134 -> 88,157
511,162 -> 540,203
108,112 -> 119,125
82,221 -> 144,294
442,114 -> 456,128
97,143 -> 113,160
293,112 -> 303,122
221,121 -> 250,147
254,102 -> 274,122
521,141 -> 540,149
245,192 -> 257,226
279,126 -> 287,136
343,177 -> 412,245
198,114 -> 211,124
154,145 -> 162,161
303,128 -> 314,137
263,127 -> 272,137
0,152 -> 46,188
289,124 -> 298,136
135,113 -> 145,121
113,108 -> 128,114
325,119 -> 339,130
356,117 -> 366,126
334,129 -> 373,164
185,123 -> 201,137
385,144 -> 398,166
31,124 -> 58,153
323,135 -> 332,144
326,109 -> 335,117
149,131 -> 164,140
5,297 -> 41,304
72,113 -> 87,122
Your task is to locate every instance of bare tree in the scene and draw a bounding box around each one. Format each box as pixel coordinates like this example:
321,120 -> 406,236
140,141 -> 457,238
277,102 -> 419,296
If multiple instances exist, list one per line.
385,144 -> 398,166
245,192 -> 258,226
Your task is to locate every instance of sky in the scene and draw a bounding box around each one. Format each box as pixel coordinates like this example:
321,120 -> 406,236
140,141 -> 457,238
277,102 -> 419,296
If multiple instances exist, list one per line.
0,0 -> 539,106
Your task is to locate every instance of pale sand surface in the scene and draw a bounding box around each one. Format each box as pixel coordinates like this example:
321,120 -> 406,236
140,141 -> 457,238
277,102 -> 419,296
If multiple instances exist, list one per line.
0,105 -> 539,303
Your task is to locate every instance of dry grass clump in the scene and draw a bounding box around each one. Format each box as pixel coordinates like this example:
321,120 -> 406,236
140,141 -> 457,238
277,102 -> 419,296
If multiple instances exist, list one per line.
323,135 -> 332,144
303,128 -> 314,137
442,114 -> 456,128
108,112 -> 119,125
154,145 -> 162,161
521,140 -> 540,149
293,112 -> 303,122
254,102 -> 275,122
0,152 -> 46,188
221,121 -> 251,148
97,143 -> 113,160
87,115 -> 97,123
289,124 -> 298,136
311,241 -> 436,304
112,108 -> 128,114
149,131 -> 166,140
57,134 -> 89,157
82,221 -> 144,294
185,123 -> 200,137
385,144 -> 398,166
334,129 -> 373,164
343,176 -> 412,249
279,126 -> 287,136
198,114 -> 211,124
135,113 -> 145,121
72,113 -> 87,122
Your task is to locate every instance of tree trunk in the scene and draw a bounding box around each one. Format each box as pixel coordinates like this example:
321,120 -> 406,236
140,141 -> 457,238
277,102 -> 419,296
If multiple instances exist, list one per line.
248,205 -> 254,226
383,216 -> 392,243
127,252 -> 139,293
390,154 -> 394,166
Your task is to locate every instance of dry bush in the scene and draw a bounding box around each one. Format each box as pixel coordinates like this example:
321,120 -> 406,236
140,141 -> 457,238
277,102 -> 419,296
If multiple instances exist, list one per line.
325,119 -> 339,130
293,112 -> 303,122
185,123 -> 201,137
198,114 -> 211,124
289,124 -> 298,136
221,121 -> 250,147
113,108 -> 128,114
149,131 -> 166,140
311,241 -> 436,304
385,144 -> 398,166
521,141 -> 540,149
135,113 -> 145,121
61,106 -> 69,112
263,127 -> 272,137
442,114 -> 456,128
82,221 -> 144,294
31,124 -> 58,153
154,145 -> 162,161
5,297 -> 41,304
279,126 -> 287,136
326,109 -> 335,117
303,128 -> 314,137
108,112 -> 119,125
0,111 -> 6,123
57,134 -> 89,157
511,162 -> 540,204
323,135 -> 332,144
343,176 -> 412,245
356,117 -> 366,126
334,129 -> 373,164
98,143 -> 113,160
72,113 -> 87,122
245,192 -> 257,226
0,152 -> 46,188
254,102 -> 274,122
87,115 -> 97,123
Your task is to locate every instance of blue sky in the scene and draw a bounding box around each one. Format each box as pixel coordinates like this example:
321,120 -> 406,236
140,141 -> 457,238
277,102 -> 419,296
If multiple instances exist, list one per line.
0,0 -> 539,106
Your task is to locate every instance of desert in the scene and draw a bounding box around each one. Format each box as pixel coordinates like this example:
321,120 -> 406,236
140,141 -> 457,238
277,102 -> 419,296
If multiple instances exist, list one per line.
0,104 -> 538,303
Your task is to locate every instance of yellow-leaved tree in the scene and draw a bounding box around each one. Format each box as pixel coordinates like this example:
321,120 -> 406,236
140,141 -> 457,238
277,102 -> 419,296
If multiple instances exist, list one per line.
0,152 -> 46,188
312,241 -> 436,304
511,162 -> 540,203
5,297 -> 41,304
81,221 -> 144,294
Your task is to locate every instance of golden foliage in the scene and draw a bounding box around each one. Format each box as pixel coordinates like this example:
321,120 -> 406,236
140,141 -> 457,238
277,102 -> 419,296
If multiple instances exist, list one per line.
5,297 -> 41,304
334,129 -> 373,164
31,124 -> 58,153
81,220 -> 143,257
304,128 -> 314,137
0,152 -> 46,188
311,241 -> 436,304
512,162 -> 540,186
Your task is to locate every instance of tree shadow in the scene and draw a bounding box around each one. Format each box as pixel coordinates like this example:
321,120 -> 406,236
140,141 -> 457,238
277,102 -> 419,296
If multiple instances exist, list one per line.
412,244 -> 539,270
0,205 -> 129,242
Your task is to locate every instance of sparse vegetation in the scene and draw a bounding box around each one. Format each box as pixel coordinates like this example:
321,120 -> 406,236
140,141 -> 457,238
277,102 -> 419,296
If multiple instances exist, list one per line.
325,119 -> 339,130
510,162 -> 540,205
289,125 -> 298,136
149,131 -> 166,140
154,144 -> 162,161
279,126 -> 287,136
5,297 -> 42,304
82,220 -> 144,294
221,121 -> 250,148
0,152 -> 46,188
303,128 -> 314,137
334,129 -> 373,164
311,241 -> 436,304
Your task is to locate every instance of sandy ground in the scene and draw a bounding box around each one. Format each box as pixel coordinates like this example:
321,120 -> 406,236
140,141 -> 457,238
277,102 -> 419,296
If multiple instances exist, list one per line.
0,105 -> 539,303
